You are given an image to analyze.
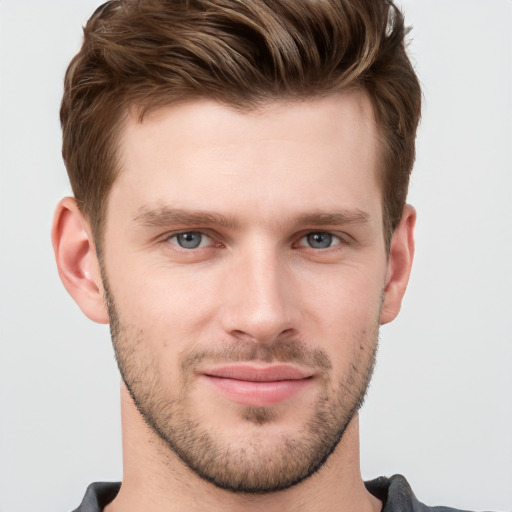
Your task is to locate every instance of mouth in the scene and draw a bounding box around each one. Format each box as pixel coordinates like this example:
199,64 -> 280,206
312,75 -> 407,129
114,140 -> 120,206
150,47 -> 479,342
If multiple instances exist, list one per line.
200,364 -> 314,407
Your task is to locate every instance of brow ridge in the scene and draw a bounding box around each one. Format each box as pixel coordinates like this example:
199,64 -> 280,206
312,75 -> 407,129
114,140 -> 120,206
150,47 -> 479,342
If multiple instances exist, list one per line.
133,206 -> 370,230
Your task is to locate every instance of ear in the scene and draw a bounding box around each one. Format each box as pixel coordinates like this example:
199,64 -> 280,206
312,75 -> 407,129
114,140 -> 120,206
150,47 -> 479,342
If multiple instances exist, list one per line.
380,204 -> 416,325
51,197 -> 109,324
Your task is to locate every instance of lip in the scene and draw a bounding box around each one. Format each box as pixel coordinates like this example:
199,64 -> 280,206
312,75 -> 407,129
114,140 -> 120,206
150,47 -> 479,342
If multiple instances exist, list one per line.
200,365 -> 313,407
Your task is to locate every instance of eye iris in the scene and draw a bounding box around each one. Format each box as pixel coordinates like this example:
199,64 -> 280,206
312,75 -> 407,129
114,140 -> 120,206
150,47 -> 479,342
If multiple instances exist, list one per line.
307,233 -> 332,249
177,232 -> 202,249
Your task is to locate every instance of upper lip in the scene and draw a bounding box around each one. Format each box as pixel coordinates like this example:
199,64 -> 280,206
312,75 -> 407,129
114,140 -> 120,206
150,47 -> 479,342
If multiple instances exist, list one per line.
201,365 -> 313,382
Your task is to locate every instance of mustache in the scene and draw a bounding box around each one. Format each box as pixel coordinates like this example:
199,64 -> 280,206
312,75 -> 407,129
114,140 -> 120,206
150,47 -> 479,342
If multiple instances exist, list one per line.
180,338 -> 332,373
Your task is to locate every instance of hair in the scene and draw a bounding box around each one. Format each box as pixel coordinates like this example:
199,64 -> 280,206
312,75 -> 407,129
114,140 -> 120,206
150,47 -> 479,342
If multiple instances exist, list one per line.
61,0 -> 421,250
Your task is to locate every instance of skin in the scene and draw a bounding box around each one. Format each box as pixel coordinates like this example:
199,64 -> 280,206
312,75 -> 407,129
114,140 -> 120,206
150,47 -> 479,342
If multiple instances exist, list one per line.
52,91 -> 415,512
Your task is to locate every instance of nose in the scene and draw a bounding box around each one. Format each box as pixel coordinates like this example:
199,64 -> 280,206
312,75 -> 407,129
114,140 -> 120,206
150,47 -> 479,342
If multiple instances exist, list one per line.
219,244 -> 299,345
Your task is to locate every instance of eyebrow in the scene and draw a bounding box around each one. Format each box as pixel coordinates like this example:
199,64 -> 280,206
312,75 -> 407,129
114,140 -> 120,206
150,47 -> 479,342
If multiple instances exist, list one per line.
133,206 -> 370,230
292,211 -> 370,227
134,206 -> 241,229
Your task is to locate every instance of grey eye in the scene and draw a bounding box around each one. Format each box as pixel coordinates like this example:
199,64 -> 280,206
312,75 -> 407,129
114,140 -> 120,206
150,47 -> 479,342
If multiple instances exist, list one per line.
174,232 -> 204,249
306,232 -> 334,249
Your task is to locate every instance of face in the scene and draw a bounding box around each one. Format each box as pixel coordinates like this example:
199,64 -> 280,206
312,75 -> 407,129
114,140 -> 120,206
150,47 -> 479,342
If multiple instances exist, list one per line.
101,93 -> 390,493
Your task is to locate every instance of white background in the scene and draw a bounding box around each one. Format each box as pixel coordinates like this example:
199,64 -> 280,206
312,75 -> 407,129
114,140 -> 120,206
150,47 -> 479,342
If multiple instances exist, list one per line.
0,1 -> 511,511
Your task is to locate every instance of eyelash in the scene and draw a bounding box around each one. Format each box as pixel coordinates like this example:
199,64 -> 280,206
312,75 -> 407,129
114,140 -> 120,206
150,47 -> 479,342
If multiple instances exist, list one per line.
164,230 -> 345,252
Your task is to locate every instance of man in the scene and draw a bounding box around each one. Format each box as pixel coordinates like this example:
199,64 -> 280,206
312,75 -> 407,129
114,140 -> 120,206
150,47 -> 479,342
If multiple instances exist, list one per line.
50,0 -> 483,511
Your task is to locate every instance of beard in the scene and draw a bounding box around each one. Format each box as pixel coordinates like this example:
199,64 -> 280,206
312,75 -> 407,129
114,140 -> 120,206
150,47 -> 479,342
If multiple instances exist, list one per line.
104,281 -> 378,494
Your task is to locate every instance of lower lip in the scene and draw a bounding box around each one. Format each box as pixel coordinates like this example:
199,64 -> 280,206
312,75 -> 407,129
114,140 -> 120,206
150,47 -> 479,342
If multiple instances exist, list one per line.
203,376 -> 311,407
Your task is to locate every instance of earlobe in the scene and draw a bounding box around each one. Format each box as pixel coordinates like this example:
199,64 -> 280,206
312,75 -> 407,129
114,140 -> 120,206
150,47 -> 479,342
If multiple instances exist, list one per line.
51,197 -> 109,324
380,204 -> 416,325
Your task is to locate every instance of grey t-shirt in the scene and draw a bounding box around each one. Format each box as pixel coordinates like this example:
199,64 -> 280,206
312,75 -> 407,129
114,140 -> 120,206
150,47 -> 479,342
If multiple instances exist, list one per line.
71,474 -> 485,511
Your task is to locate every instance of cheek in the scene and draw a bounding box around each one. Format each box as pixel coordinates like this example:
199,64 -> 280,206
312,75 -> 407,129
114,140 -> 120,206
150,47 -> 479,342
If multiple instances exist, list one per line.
297,266 -> 383,355
301,263 -> 383,315
108,260 -> 221,345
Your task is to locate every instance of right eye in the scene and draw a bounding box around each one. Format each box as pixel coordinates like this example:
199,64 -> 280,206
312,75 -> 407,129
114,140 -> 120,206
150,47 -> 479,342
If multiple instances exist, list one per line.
167,231 -> 212,249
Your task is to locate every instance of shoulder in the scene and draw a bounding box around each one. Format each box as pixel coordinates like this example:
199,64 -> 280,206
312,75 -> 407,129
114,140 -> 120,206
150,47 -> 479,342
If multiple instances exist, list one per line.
71,482 -> 121,512
365,474 -> 494,512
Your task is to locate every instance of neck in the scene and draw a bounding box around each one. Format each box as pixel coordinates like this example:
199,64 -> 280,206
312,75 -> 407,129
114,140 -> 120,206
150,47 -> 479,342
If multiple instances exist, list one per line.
105,384 -> 381,512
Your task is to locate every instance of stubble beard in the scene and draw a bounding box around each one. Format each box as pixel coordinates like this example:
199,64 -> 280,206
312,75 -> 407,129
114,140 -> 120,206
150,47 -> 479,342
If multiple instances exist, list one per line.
104,284 -> 379,494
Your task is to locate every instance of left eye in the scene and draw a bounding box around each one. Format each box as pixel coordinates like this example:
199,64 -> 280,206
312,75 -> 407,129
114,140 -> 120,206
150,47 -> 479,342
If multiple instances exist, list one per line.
168,232 -> 211,249
299,232 -> 341,249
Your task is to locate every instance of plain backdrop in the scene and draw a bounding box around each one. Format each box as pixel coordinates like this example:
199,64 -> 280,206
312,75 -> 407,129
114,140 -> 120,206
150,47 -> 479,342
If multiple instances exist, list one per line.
0,1 -> 511,511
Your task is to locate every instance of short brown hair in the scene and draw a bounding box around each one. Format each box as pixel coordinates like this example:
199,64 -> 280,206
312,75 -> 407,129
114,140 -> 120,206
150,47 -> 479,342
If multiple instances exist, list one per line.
61,0 -> 421,248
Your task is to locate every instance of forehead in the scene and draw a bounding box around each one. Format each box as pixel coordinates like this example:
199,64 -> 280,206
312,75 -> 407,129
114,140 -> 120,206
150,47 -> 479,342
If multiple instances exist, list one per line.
110,92 -> 381,228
